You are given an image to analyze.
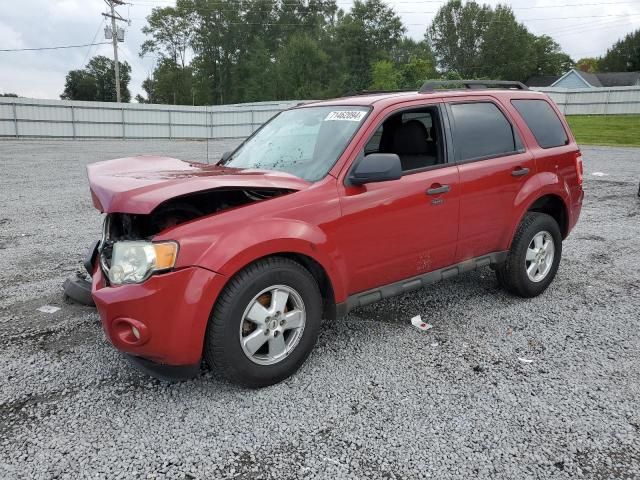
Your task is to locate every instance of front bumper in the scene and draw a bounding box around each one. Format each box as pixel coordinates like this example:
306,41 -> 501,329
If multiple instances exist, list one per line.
92,264 -> 227,367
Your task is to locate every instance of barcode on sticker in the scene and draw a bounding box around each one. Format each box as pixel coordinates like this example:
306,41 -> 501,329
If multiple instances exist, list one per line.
325,110 -> 366,122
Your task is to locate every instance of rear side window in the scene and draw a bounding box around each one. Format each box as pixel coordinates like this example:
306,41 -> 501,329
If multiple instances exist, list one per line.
512,99 -> 569,149
449,102 -> 522,162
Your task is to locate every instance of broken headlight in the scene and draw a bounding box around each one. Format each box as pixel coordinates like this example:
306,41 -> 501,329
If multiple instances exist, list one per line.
107,241 -> 178,285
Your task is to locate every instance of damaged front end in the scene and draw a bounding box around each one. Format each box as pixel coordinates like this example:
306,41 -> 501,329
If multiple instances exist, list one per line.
65,187 -> 292,304
98,187 -> 290,286
63,156 -> 309,304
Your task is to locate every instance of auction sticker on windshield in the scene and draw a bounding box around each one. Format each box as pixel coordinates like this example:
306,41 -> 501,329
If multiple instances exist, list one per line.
325,110 -> 367,122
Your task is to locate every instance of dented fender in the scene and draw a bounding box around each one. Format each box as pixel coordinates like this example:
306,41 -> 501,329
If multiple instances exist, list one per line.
159,218 -> 348,303
153,182 -> 349,303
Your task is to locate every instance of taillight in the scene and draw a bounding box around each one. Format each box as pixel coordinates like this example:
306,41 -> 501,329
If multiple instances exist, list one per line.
575,153 -> 583,186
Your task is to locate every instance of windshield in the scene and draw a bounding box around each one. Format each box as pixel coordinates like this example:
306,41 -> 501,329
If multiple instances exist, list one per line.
220,106 -> 370,181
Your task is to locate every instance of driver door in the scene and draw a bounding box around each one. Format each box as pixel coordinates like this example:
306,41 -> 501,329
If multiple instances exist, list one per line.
335,102 -> 460,295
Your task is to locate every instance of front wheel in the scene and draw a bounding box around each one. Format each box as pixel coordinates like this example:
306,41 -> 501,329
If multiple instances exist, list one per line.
496,212 -> 562,298
204,257 -> 322,388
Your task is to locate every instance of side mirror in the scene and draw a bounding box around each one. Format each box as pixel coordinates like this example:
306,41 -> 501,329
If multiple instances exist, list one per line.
348,153 -> 402,186
221,151 -> 232,162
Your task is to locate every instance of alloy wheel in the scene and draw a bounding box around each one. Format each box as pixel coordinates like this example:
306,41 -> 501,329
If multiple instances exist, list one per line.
239,285 -> 306,365
525,231 -> 555,282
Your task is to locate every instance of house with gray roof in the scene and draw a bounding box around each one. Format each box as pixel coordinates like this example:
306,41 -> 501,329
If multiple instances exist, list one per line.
526,69 -> 640,88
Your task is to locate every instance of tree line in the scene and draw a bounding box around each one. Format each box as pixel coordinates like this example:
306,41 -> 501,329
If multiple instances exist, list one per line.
60,0 -> 640,104
575,30 -> 640,73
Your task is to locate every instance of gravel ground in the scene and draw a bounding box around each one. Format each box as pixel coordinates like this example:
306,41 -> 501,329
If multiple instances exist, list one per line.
0,140 -> 639,480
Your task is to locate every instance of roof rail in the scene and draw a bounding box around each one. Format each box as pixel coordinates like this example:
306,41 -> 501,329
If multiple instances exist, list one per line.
341,89 -> 414,97
419,80 -> 529,93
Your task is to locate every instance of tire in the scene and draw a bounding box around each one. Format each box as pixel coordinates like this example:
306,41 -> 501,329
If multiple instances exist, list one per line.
63,274 -> 95,307
204,257 -> 322,388
496,212 -> 562,298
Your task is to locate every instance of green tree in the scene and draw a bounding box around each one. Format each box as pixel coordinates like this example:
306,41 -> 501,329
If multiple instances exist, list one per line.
336,0 -> 405,92
86,56 -> 132,102
137,59 -> 195,105
400,58 -> 436,89
427,1 -> 573,81
391,38 -> 434,65
600,29 -> 640,72
370,40 -> 437,91
61,70 -> 98,101
233,40 -> 278,102
136,0 -> 581,104
530,35 -> 573,76
136,78 -> 156,104
576,57 -> 600,73
370,60 -> 401,90
427,0 -> 492,78
477,5 -> 535,80
141,0 -> 195,68
189,0 -> 246,104
61,56 -> 131,102
275,34 -> 330,99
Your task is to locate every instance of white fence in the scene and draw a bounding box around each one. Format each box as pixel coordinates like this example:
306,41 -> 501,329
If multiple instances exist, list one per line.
0,98 -> 300,139
534,86 -> 640,115
1,86 -> 638,139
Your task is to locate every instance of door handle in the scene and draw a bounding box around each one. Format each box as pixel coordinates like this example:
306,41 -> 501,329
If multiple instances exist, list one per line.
426,184 -> 450,195
511,167 -> 530,177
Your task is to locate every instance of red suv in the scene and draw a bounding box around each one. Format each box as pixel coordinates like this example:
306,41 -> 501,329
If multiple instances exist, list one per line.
87,80 -> 583,387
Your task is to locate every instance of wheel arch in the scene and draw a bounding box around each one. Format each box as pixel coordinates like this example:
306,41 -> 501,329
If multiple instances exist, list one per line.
274,253 -> 338,320
214,250 -> 341,321
526,193 -> 569,238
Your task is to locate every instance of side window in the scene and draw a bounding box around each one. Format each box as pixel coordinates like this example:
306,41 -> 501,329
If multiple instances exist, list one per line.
364,106 -> 445,172
449,102 -> 522,162
512,99 -> 569,149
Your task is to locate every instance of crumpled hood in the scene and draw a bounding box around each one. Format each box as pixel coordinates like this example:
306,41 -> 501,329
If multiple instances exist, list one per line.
87,155 -> 311,214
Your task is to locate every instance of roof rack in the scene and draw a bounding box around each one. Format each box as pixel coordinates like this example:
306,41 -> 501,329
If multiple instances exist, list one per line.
419,80 -> 529,93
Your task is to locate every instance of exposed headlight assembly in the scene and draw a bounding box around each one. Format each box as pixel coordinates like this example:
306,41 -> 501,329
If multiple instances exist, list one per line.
108,241 -> 178,285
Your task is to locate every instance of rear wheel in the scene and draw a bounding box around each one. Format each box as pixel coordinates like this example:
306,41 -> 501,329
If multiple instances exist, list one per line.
204,257 -> 322,388
496,212 -> 562,298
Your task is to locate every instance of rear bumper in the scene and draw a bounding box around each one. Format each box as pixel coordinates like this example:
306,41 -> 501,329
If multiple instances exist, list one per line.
568,186 -> 584,234
92,265 -> 227,367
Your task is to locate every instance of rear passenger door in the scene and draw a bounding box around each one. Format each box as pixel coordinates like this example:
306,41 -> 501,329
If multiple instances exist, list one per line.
445,98 -> 535,262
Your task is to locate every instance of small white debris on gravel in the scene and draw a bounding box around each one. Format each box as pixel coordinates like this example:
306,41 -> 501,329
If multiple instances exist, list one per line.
36,305 -> 60,314
1,141 -> 640,479
518,357 -> 534,364
410,315 -> 433,331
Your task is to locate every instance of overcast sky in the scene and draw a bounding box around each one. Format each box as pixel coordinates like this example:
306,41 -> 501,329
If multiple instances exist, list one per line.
1,0 -> 639,100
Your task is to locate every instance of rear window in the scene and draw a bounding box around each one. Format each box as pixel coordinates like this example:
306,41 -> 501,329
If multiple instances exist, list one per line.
449,102 -> 522,162
512,99 -> 569,149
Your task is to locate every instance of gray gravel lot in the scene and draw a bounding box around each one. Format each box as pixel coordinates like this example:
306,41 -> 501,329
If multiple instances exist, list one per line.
1,139 -> 639,480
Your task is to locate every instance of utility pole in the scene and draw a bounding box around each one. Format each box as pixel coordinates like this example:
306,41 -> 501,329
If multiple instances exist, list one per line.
102,0 -> 126,103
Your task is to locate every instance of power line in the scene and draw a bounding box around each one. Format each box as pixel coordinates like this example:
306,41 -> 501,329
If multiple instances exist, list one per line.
128,12 -> 640,24
534,18 -> 629,38
132,0 -> 640,5
0,42 -> 111,53
553,21 -> 634,38
538,17 -> 626,33
81,19 -> 107,68
130,1 -> 640,15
